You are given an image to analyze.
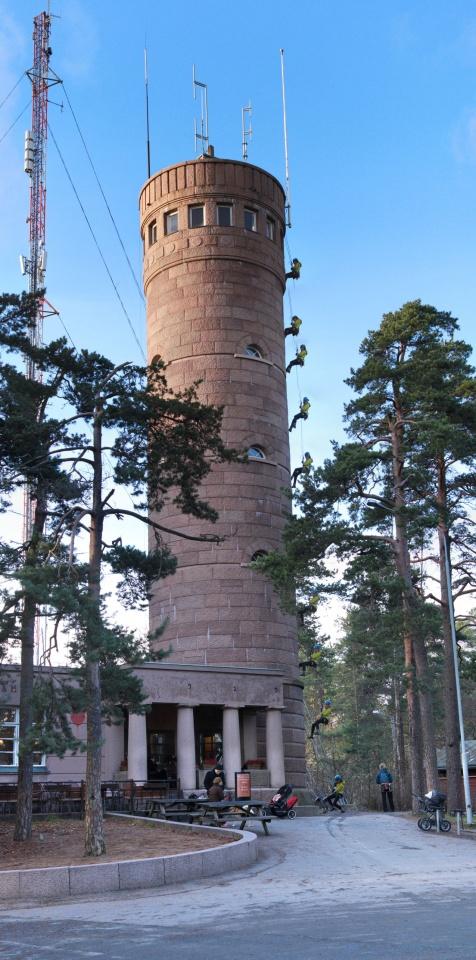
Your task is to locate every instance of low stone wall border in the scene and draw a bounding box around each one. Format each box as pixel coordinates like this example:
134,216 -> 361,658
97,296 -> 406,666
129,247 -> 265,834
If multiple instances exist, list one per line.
0,813 -> 258,902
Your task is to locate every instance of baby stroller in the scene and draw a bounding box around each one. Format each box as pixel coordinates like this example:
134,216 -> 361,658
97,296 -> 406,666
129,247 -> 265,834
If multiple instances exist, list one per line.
265,784 -> 299,819
415,790 -> 451,833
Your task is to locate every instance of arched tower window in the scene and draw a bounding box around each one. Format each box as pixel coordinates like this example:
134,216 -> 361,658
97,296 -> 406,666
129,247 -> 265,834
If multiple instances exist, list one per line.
251,550 -> 268,561
247,446 -> 266,460
244,344 -> 263,359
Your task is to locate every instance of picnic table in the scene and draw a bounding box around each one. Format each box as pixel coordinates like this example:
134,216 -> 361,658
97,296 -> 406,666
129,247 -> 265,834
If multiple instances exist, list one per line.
146,797 -> 272,834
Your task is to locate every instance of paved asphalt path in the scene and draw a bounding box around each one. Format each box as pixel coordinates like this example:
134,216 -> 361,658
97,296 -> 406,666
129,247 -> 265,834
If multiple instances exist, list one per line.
1,812 -> 475,959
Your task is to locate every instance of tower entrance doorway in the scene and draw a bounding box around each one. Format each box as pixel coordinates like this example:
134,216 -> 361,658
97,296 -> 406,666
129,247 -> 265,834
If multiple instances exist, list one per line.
196,705 -> 223,771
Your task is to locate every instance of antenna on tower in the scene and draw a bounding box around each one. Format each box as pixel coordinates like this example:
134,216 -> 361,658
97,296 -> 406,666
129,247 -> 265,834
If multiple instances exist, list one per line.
280,48 -> 291,228
21,11 -> 61,537
21,10 -> 61,665
144,43 -> 151,179
242,102 -> 252,160
22,11 -> 61,365
193,65 -> 209,155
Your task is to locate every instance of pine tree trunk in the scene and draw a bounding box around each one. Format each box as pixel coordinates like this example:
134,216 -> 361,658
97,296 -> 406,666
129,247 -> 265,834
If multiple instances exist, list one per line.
411,630 -> 439,790
398,539 -> 438,792
14,594 -> 36,842
85,660 -> 105,856
390,413 -> 437,797
403,630 -> 424,810
14,491 -> 47,842
84,408 -> 105,857
436,460 -> 463,811
391,675 -> 408,809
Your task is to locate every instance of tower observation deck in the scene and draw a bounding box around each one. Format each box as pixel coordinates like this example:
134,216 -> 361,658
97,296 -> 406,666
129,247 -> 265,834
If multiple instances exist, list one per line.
140,154 -> 305,787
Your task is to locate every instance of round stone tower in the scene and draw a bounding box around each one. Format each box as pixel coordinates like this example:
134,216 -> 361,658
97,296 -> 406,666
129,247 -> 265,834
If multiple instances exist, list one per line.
140,154 -> 305,787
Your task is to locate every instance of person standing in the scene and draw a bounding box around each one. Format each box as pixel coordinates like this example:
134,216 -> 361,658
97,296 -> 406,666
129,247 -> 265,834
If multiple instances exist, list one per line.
376,762 -> 395,811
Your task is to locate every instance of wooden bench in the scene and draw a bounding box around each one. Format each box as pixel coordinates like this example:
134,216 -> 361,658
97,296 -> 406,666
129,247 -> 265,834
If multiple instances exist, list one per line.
163,811 -> 206,823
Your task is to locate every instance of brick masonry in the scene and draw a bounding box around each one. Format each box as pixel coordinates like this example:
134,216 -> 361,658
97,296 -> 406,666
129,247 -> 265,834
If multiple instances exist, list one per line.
140,156 -> 305,786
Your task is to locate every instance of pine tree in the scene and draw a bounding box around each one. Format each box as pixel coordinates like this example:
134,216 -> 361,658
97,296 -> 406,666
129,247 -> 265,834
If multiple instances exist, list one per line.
260,301 -> 476,806
0,293 -> 85,840
0,294 -> 235,852
399,321 -> 476,808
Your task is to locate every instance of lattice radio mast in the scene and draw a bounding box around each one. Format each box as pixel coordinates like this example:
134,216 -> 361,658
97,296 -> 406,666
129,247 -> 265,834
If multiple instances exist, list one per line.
21,9 -> 61,541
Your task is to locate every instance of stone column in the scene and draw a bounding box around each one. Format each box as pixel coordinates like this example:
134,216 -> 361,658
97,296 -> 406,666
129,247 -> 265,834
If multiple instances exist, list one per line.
242,710 -> 258,762
176,705 -> 196,793
102,718 -> 124,780
127,712 -> 147,782
222,707 -> 242,789
266,708 -> 286,788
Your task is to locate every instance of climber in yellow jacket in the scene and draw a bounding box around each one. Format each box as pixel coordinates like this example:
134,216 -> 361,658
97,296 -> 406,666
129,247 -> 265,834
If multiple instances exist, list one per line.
289,397 -> 310,432
284,315 -> 302,337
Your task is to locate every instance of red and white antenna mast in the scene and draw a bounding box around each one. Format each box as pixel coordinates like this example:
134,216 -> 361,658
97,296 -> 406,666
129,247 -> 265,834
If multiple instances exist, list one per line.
21,9 -> 61,540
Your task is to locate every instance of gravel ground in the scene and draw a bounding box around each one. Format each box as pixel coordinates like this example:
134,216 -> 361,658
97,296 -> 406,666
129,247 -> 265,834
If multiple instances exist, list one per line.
0,815 -> 232,869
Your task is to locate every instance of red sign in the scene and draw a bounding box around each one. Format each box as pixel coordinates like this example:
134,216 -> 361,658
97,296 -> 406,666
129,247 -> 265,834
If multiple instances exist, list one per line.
235,771 -> 252,801
70,712 -> 86,727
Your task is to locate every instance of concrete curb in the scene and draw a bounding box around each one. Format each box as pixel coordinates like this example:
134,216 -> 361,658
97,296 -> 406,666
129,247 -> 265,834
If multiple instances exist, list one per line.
0,814 -> 258,902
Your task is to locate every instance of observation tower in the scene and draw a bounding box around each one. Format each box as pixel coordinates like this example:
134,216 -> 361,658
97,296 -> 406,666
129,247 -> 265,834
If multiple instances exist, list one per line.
139,152 -> 305,789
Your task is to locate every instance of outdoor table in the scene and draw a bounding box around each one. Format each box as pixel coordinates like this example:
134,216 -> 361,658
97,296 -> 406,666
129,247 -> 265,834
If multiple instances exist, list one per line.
190,799 -> 271,834
144,797 -> 271,833
145,797 -> 195,819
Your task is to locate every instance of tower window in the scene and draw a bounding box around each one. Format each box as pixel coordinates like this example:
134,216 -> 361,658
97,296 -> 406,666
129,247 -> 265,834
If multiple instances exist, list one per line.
244,344 -> 262,359
244,208 -> 257,231
251,550 -> 268,561
217,204 -> 233,226
189,205 -> 205,228
247,446 -> 266,460
164,210 -> 178,234
148,219 -> 157,246
266,217 -> 275,241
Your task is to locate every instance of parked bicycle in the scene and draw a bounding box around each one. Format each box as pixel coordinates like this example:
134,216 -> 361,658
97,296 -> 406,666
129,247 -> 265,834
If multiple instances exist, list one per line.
414,790 -> 451,833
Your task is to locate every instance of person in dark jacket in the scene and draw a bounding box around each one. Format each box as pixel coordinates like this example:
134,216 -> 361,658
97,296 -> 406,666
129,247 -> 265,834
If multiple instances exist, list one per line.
204,765 -> 224,791
376,763 -> 395,811
207,776 -> 225,801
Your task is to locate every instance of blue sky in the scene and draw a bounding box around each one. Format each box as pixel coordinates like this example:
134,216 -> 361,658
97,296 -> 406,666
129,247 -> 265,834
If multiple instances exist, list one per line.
1,0 -> 476,474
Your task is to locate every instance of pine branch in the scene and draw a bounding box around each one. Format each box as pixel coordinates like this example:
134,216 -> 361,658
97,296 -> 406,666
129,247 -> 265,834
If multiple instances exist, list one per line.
102,507 -> 223,543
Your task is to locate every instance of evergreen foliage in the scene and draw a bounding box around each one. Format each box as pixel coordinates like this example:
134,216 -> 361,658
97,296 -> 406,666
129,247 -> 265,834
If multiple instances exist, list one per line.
0,292 -> 235,852
261,300 -> 476,809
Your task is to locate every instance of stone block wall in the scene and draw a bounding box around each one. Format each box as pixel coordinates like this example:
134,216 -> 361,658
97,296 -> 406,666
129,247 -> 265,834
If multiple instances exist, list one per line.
140,156 -> 305,785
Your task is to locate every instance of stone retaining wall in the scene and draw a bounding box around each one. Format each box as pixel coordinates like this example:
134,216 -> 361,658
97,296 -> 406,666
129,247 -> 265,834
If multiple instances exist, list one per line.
0,815 -> 258,902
